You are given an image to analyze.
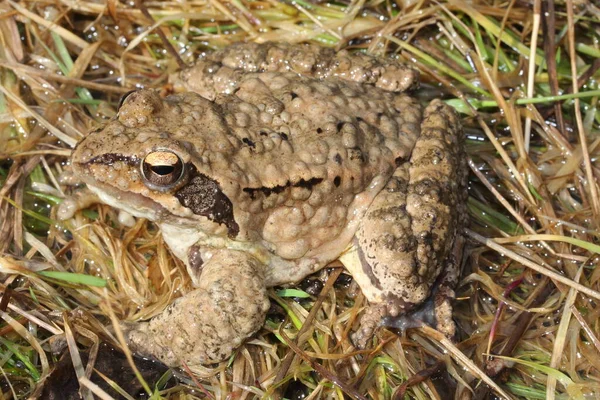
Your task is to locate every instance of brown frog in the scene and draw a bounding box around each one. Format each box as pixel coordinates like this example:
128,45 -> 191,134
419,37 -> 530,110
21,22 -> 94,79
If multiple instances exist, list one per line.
59,42 -> 467,367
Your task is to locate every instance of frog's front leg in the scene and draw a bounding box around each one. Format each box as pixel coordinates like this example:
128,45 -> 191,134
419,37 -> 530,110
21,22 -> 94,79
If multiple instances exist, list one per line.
57,187 -> 137,227
123,249 -> 270,367
349,99 -> 467,345
56,186 -> 100,220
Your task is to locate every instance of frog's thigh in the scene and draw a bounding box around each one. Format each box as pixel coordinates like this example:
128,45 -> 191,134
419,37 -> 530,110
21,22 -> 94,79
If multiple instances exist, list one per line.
124,249 -> 270,367
355,99 -> 464,324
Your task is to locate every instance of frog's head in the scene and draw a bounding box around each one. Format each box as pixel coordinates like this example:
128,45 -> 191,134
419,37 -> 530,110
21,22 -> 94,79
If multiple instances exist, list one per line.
71,89 -> 239,237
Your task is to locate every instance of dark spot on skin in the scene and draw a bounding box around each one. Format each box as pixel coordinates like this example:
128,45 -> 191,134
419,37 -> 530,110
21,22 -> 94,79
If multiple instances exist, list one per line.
386,176 -> 408,193
87,153 -> 139,166
395,156 -> 407,167
242,137 -> 256,148
293,177 -> 322,189
413,179 -> 452,204
348,148 -> 365,162
336,122 -> 344,132
354,238 -> 382,290
378,233 -> 412,252
188,245 -> 204,277
280,133 -> 288,141
370,205 -> 407,220
290,92 -> 298,100
317,128 -> 323,134
333,176 -> 341,187
334,153 -> 342,164
245,184 -> 285,199
174,173 -> 239,238
243,177 -> 323,199
259,130 -> 268,136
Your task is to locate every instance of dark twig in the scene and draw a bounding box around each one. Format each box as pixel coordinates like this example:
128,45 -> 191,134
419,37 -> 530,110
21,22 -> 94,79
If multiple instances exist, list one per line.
392,359 -> 445,399
279,328 -> 368,400
0,287 -> 13,312
181,361 -> 215,399
135,0 -> 187,70
566,58 -> 600,95
488,276 -> 524,347
473,279 -> 553,400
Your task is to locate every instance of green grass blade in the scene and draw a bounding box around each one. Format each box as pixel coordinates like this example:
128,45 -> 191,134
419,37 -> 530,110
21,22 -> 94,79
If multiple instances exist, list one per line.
37,271 -> 107,287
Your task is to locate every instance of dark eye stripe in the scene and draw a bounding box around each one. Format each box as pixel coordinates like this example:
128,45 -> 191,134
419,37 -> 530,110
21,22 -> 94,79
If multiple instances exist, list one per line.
86,153 -> 139,166
174,173 -> 239,238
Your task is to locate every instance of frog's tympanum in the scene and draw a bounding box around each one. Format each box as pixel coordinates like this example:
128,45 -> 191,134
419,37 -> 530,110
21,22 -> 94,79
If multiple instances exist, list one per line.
61,42 -> 467,367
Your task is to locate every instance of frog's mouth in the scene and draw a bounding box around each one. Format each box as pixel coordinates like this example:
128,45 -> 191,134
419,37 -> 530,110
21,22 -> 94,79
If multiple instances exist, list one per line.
79,174 -> 235,235
85,181 -> 165,223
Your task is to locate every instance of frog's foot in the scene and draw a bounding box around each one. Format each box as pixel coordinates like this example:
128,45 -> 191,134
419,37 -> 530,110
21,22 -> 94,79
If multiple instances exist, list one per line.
353,297 -> 453,349
352,304 -> 387,348
122,249 -> 270,367
352,267 -> 458,348
56,188 -> 101,220
384,248 -> 461,335
350,100 -> 466,348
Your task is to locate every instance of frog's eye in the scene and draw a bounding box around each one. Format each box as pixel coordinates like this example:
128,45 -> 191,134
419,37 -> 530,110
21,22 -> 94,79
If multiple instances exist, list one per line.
141,151 -> 185,190
118,90 -> 138,111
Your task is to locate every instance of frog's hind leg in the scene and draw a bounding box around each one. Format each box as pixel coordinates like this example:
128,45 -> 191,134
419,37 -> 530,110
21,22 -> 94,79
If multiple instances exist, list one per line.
123,249 -> 270,367
351,99 -> 467,346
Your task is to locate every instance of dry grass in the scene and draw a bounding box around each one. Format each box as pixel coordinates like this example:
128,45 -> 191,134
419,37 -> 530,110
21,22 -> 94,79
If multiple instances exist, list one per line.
1,0 -> 600,398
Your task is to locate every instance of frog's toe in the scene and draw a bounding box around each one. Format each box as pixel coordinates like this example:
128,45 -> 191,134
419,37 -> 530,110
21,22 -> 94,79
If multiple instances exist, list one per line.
431,295 -> 456,337
123,322 -> 179,367
351,304 -> 386,349
56,197 -> 78,220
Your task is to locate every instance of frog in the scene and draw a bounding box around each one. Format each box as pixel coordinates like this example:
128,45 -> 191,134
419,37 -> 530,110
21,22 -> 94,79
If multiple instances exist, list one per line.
59,42 -> 467,367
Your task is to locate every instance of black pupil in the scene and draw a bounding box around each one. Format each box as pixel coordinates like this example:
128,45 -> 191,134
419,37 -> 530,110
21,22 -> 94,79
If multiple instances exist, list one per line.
151,165 -> 175,175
